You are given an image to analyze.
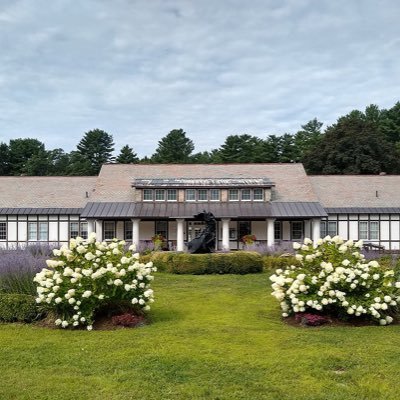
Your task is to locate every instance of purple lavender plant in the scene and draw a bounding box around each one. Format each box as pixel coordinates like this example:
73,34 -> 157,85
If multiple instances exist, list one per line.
0,246 -> 50,295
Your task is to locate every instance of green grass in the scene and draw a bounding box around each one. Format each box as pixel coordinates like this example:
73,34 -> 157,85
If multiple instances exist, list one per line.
1,273 -> 400,400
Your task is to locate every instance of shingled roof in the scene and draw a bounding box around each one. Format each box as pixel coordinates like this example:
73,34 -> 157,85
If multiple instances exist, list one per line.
310,175 -> 400,208
93,163 -> 319,202
0,176 -> 97,209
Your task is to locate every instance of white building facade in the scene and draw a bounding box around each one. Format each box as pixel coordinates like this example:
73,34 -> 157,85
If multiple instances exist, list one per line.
1,165 -> 400,251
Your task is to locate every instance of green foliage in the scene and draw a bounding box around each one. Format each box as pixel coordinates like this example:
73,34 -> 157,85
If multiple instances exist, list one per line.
76,129 -> 115,174
8,138 -> 47,175
150,251 -> 263,274
0,293 -> 38,322
116,145 -> 139,163
262,255 -> 300,270
151,129 -> 194,163
0,142 -> 10,175
304,109 -> 400,174
217,134 -> 265,163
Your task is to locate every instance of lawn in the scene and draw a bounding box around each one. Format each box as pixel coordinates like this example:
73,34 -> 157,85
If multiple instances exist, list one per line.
1,272 -> 400,400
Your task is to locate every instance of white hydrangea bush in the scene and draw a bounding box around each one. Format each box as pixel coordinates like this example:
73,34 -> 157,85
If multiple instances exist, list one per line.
270,236 -> 400,325
34,233 -> 156,330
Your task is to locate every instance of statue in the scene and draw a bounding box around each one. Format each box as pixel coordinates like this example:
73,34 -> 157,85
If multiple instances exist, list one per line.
187,211 -> 216,253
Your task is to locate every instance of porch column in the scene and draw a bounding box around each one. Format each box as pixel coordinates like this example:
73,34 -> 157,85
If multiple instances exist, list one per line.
87,219 -> 95,236
131,218 -> 140,249
312,218 -> 321,243
267,218 -> 275,248
95,220 -> 103,241
221,218 -> 230,250
176,218 -> 185,252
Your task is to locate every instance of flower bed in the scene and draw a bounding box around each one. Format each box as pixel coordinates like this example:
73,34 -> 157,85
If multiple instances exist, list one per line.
34,233 -> 156,330
270,236 -> 400,325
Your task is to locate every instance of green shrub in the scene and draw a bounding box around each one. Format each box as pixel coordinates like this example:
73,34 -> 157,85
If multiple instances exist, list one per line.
263,255 -> 300,270
0,293 -> 39,322
167,251 -> 263,275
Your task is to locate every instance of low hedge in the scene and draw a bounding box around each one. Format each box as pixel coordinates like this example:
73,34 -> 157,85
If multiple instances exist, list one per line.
0,293 -> 39,322
143,251 -> 263,274
262,255 -> 300,270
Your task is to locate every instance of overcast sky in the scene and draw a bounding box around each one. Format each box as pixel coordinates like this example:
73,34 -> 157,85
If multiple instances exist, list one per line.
0,0 -> 399,157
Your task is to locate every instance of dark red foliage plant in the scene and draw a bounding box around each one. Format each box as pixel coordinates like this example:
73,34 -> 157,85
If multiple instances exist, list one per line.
111,313 -> 146,328
295,313 -> 329,327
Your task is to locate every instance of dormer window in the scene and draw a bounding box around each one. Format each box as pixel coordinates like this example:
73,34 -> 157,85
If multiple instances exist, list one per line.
241,189 -> 251,201
253,188 -> 264,201
155,189 -> 165,201
186,189 -> 196,201
198,189 -> 208,201
229,189 -> 239,201
143,189 -> 153,201
210,189 -> 220,201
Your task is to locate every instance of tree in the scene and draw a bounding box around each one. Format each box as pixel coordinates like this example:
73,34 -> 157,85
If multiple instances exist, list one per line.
77,129 -> 115,174
151,129 -> 194,163
64,151 -> 94,176
294,118 -> 323,161
380,102 -> 400,145
116,145 -> 139,164
0,142 -> 10,175
304,110 -> 400,174
8,138 -> 47,175
217,134 -> 265,163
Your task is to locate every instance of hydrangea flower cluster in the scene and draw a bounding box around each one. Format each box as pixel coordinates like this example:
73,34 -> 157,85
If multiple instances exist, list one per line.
270,236 -> 400,325
33,233 -> 156,330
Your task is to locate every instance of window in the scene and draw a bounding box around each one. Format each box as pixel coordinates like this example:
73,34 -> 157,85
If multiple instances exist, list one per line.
155,189 -> 165,201
124,221 -> 132,240
70,221 -> 88,239
104,221 -> 116,240
167,189 -> 177,201
238,221 -> 251,240
320,221 -> 337,238
229,189 -> 239,201
0,222 -> 6,240
210,189 -> 220,201
143,189 -> 153,201
241,189 -> 251,201
155,220 -> 168,239
28,222 -> 48,241
186,189 -> 196,201
229,228 -> 237,240
291,221 -> 303,240
359,221 -> 379,240
253,188 -> 264,201
28,222 -> 37,241
198,189 -> 208,201
274,221 -> 281,240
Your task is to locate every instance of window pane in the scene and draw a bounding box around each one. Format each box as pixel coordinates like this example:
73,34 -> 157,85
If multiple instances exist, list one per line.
320,221 -> 327,238
167,189 -> 177,201
238,221 -> 251,239
143,189 -> 153,201
39,222 -> 48,241
186,189 -> 196,201
155,221 -> 168,238
328,221 -> 337,237
80,222 -> 88,239
253,188 -> 263,201
229,189 -> 239,201
241,189 -> 251,200
124,221 -> 132,240
359,221 -> 368,240
28,222 -> 37,241
291,222 -> 303,240
155,189 -> 165,201
104,221 -> 115,240
370,221 -> 379,240
198,189 -> 208,201
274,221 -> 281,240
0,222 -> 6,240
70,222 -> 79,238
210,189 -> 220,201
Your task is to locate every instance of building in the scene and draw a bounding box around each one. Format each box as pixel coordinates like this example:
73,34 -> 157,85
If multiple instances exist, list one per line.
0,163 -> 399,250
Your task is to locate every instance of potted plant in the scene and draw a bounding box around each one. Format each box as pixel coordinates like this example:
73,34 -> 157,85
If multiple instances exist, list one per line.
151,234 -> 166,251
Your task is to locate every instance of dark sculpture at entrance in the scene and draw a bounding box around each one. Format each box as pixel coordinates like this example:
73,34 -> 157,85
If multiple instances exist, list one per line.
187,211 -> 216,253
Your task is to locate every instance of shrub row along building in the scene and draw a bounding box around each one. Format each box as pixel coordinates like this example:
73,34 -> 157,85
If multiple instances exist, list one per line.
0,163 -> 399,250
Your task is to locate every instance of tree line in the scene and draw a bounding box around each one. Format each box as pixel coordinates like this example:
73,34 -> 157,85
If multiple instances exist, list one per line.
0,101 -> 399,176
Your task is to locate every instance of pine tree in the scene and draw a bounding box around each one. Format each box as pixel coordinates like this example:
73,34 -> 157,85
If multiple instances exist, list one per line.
151,129 -> 194,163
116,145 -> 139,164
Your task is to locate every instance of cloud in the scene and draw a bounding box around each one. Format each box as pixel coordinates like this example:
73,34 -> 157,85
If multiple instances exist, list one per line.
0,0 -> 399,157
